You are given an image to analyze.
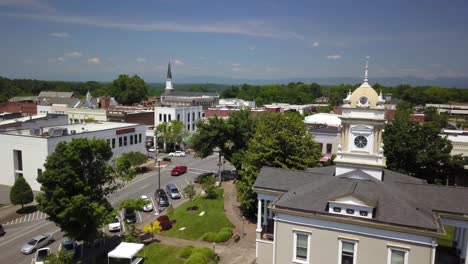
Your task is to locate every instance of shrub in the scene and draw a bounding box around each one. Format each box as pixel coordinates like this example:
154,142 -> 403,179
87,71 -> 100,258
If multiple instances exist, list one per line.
194,172 -> 214,184
184,253 -> 207,264
191,247 -> 215,260
163,157 -> 171,162
201,232 -> 216,242
202,227 -> 232,242
157,215 -> 173,230
179,246 -> 194,259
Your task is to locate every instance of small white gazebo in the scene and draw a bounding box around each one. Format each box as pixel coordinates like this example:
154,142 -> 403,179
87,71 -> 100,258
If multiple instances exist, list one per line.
107,242 -> 144,264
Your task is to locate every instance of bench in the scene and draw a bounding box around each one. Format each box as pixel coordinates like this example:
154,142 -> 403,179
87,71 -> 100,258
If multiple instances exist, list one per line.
233,230 -> 241,242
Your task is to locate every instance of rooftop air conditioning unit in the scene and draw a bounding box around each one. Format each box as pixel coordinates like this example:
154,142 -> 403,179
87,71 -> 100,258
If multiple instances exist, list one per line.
70,130 -> 76,135
29,128 -> 40,136
62,128 -> 68,136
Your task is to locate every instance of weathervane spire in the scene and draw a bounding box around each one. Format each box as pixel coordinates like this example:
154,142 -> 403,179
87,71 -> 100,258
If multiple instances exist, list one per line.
364,56 -> 370,83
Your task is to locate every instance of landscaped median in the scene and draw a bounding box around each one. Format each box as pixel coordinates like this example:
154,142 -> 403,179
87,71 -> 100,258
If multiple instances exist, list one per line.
163,188 -> 234,242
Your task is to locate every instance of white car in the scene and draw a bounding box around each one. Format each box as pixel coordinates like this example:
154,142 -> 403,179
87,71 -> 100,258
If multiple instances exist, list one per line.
140,195 -> 153,212
33,248 -> 50,264
108,217 -> 121,232
169,151 -> 186,157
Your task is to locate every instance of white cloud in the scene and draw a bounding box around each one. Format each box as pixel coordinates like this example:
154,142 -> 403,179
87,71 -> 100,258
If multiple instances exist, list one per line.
326,54 -> 342,60
248,45 -> 256,51
64,51 -> 82,58
4,12 -> 304,40
49,32 -> 70,38
87,57 -> 101,64
174,59 -> 184,66
311,41 -> 320,47
136,57 -> 147,63
231,63 -> 241,67
57,56 -> 65,62
0,0 -> 55,13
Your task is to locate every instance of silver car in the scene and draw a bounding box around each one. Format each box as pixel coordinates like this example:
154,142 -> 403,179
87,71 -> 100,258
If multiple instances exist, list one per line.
21,233 -> 54,254
166,183 -> 181,199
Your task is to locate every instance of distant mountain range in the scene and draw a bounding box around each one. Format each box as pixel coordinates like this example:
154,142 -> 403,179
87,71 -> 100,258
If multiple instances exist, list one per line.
170,75 -> 468,88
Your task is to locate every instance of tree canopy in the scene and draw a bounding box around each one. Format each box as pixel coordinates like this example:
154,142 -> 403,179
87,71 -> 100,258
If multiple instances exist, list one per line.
36,138 -> 133,242
236,112 -> 322,214
110,74 -> 149,105
383,103 -> 466,184
10,176 -> 34,208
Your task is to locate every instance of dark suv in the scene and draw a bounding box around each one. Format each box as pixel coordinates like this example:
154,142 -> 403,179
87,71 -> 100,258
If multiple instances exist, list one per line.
124,208 -> 137,223
0,224 -> 4,236
155,189 -> 170,207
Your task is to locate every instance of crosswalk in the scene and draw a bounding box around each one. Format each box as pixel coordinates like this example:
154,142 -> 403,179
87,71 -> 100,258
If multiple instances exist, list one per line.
3,211 -> 47,225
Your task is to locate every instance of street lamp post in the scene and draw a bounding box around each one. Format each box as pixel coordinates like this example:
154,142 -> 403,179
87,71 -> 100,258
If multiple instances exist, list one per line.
242,216 -> 246,237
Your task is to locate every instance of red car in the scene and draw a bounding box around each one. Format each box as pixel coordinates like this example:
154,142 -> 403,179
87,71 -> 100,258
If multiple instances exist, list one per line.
171,165 -> 188,176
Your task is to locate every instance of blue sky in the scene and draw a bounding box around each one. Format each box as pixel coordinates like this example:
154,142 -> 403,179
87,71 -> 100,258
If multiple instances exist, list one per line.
0,0 -> 467,82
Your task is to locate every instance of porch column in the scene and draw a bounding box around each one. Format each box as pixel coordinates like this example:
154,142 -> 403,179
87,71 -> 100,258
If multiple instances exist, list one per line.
263,199 -> 268,227
269,204 -> 273,219
256,199 -> 262,232
459,228 -> 465,252
454,228 -> 459,246
462,229 -> 468,264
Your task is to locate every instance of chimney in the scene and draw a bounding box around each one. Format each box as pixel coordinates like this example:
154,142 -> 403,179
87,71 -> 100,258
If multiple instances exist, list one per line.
100,96 -> 110,109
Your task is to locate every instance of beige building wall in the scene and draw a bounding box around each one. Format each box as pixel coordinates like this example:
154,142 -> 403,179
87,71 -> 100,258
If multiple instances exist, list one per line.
273,221 -> 433,264
257,240 -> 273,264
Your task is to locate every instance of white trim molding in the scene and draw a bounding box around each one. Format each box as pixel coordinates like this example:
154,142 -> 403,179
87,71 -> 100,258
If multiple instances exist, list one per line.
387,246 -> 409,264
293,230 -> 311,264
338,238 -> 358,264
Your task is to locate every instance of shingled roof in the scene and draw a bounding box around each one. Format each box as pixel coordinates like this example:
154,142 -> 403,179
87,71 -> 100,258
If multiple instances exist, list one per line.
253,166 -> 468,233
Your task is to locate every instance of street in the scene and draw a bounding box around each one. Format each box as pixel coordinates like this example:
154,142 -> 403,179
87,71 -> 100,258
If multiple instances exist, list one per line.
0,153 -> 229,264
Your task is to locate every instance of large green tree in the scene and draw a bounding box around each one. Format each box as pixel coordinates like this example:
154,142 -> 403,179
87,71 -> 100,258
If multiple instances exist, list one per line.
155,120 -> 188,151
383,103 -> 464,184
10,176 -> 34,209
110,74 -> 148,105
36,138 -> 133,242
225,109 -> 257,169
236,112 -> 322,214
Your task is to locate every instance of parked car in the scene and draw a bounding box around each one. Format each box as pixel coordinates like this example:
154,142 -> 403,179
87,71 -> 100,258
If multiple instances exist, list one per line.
140,195 -> 153,212
108,217 -> 121,232
166,183 -> 182,199
171,165 -> 188,176
124,208 -> 137,223
155,188 -> 170,207
0,224 -> 5,236
33,247 -> 50,264
61,238 -> 77,256
21,233 -> 54,254
169,151 -> 186,157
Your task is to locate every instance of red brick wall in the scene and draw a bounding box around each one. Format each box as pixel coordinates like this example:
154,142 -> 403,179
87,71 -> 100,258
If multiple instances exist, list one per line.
0,102 -> 37,115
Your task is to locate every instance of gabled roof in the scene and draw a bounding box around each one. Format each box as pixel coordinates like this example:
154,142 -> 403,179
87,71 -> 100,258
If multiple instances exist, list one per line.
253,166 -> 468,233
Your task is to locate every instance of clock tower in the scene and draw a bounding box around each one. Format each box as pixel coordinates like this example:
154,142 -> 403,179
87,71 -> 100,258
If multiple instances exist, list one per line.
335,58 -> 387,180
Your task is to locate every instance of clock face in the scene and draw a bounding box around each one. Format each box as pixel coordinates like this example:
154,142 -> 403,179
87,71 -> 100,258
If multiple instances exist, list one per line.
359,96 -> 368,105
354,136 -> 368,148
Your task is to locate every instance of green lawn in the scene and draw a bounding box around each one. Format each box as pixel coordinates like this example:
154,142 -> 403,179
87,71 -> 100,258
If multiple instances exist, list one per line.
438,225 -> 455,248
136,244 -> 186,264
163,188 -> 233,240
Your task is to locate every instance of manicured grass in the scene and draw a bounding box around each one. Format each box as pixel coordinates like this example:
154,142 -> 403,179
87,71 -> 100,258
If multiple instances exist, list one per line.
438,225 -> 455,248
163,188 -> 233,240
136,244 -> 186,264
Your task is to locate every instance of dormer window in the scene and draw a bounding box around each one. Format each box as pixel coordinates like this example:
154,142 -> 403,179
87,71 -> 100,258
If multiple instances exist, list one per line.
333,207 -> 342,213
346,209 -> 355,215
359,210 -> 368,217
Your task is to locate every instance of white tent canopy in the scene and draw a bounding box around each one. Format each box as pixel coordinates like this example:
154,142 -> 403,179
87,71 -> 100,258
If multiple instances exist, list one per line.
108,242 -> 144,261
304,113 -> 341,126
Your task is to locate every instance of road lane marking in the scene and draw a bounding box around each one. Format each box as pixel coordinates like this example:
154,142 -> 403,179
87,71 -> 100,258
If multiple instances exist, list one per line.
0,221 -> 51,247
138,184 -> 149,191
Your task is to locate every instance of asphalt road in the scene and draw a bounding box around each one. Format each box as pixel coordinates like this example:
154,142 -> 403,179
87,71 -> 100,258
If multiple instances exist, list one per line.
0,153 -> 229,264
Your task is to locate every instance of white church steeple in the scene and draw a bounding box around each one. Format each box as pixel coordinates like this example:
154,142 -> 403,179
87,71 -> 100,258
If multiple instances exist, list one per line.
165,61 -> 173,92
335,58 -> 386,181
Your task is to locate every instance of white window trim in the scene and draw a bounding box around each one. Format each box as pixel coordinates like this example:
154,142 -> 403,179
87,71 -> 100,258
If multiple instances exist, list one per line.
293,231 -> 311,264
387,247 -> 409,264
338,239 -> 358,264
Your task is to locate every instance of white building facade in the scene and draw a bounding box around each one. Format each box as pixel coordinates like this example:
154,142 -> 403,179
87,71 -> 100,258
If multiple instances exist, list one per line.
154,106 -> 203,133
0,122 -> 146,191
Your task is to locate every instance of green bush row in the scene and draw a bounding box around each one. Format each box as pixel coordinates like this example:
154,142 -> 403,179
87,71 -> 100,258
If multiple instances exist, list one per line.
179,246 -> 217,264
201,227 -> 233,243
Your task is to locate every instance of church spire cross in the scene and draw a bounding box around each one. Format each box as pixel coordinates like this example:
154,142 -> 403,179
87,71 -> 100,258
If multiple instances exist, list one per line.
363,56 -> 370,83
